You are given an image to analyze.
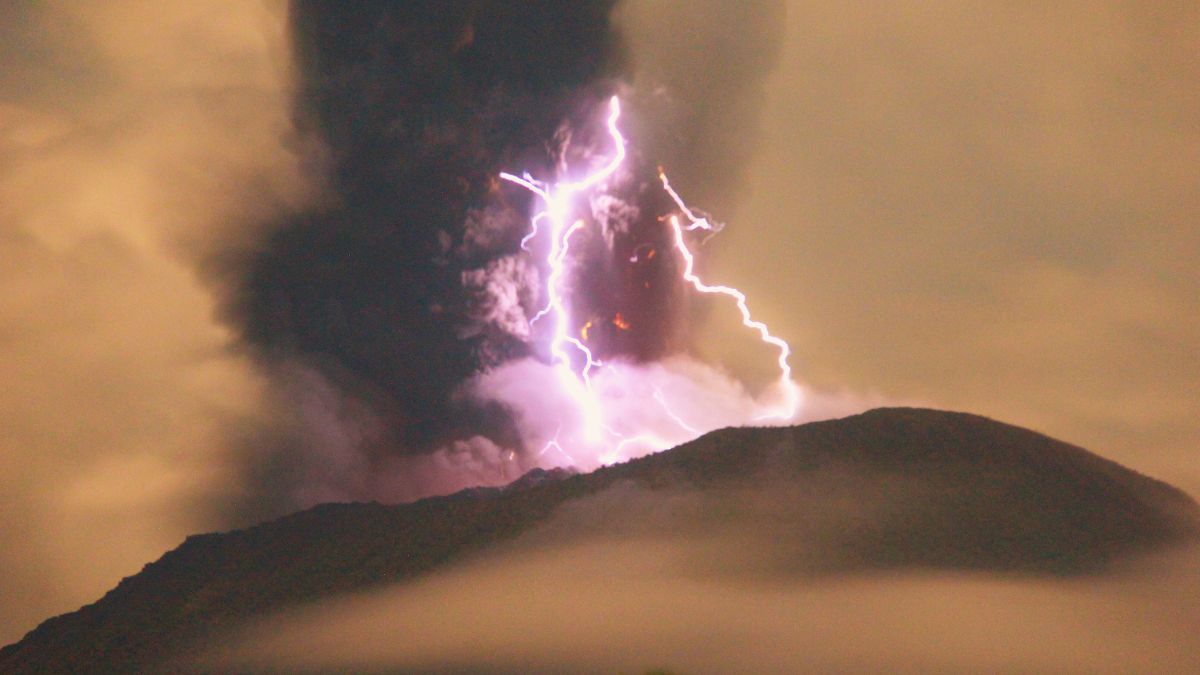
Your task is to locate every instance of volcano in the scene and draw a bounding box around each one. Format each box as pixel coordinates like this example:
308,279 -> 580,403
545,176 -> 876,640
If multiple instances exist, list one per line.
3,408 -> 1197,673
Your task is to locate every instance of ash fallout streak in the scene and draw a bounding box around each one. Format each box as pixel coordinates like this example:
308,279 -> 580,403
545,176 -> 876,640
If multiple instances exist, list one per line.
500,95 -> 800,466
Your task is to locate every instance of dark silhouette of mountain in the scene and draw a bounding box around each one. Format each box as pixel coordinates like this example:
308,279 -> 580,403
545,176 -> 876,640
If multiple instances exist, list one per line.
3,408 -> 1197,673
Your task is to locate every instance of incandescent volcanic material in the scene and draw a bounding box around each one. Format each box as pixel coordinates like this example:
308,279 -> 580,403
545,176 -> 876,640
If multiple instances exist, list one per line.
2,408 -> 1197,673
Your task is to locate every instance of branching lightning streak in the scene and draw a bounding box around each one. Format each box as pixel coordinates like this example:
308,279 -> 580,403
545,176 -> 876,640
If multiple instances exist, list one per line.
608,428 -> 674,464
538,425 -> 578,464
653,387 -> 699,435
500,95 -> 798,467
659,171 -> 723,233
660,170 -> 800,421
500,96 -> 626,444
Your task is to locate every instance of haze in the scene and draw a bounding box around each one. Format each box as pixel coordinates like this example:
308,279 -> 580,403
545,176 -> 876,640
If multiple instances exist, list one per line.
201,481 -> 1200,673
1,0 -> 1196,656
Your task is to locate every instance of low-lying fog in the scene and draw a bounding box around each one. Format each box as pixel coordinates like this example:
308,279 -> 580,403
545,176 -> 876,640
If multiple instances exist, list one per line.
197,481 -> 1200,674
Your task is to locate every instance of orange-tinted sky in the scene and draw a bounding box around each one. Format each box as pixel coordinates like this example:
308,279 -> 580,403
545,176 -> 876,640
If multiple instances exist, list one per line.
754,1 -> 1197,498
622,0 -> 1197,496
1,0 -> 1196,648
0,0 -> 304,643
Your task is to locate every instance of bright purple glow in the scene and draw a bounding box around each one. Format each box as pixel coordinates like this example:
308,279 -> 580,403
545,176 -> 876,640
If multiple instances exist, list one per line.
499,95 -> 800,467
500,96 -> 626,447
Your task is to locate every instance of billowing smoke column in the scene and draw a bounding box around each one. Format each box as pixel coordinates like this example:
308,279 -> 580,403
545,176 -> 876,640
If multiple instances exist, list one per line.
494,95 -> 800,467
235,0 -> 627,451
219,0 -> 810,506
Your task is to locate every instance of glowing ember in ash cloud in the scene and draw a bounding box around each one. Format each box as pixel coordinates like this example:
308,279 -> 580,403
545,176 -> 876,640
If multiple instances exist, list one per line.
499,95 -> 801,467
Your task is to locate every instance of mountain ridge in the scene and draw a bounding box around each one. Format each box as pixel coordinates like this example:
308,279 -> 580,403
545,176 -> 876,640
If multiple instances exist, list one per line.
3,407 -> 1197,673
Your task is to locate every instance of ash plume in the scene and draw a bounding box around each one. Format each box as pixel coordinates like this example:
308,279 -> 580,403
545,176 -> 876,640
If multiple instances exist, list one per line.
0,0 -> 794,642
225,0 -> 624,445
4,0 -> 1194,655
214,0 -> 796,512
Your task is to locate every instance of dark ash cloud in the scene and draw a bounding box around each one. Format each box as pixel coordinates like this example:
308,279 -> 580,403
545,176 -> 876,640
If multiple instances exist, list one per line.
215,0 -> 795,515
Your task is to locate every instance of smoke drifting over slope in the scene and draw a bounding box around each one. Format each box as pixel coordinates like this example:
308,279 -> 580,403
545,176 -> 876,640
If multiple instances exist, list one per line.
5,409 -> 1195,672
211,539 -> 1200,674
189,410 -> 1200,673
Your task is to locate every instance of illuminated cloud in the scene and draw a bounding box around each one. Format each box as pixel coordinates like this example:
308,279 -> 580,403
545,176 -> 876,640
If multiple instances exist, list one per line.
0,0 -> 308,643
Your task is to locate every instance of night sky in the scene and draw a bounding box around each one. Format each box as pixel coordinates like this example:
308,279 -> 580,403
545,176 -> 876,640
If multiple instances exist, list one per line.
0,0 -> 1196,655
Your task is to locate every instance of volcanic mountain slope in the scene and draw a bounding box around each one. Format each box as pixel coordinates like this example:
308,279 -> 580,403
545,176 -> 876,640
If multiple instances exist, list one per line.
3,408 -> 1198,673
